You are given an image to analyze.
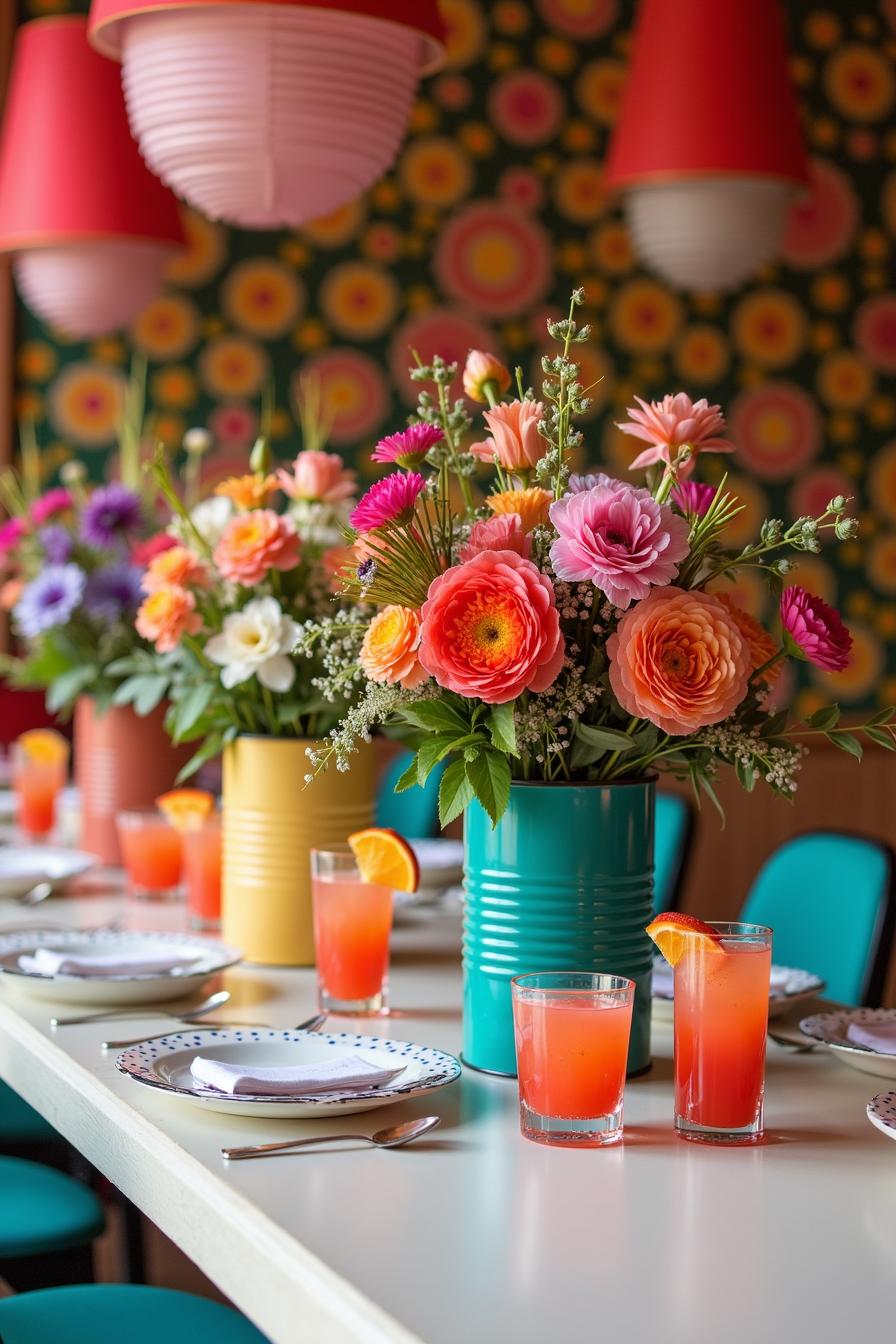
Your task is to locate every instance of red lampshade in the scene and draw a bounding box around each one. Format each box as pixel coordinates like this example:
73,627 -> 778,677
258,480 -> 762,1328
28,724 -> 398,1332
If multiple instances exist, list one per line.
87,0 -> 445,229
0,15 -> 185,337
605,0 -> 809,290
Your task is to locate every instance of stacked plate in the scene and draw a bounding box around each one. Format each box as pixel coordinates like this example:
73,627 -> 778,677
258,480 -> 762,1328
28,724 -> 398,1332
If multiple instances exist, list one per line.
799,1008 -> 896,1080
0,846 -> 97,900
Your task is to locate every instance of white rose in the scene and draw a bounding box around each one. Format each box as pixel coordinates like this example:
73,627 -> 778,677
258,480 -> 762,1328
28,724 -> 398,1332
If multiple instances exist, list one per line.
168,496 -> 234,549
204,597 -> 300,692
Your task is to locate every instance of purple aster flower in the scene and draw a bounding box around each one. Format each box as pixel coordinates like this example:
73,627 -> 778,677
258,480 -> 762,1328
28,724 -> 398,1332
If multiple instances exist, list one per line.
567,471 -> 618,494
672,480 -> 717,518
39,525 -> 74,565
549,480 -> 690,610
0,517 -> 26,557
350,472 -> 426,533
31,487 -> 74,525
356,557 -> 377,588
80,484 -> 143,549
83,564 -> 144,621
14,564 -> 86,637
371,424 -> 443,470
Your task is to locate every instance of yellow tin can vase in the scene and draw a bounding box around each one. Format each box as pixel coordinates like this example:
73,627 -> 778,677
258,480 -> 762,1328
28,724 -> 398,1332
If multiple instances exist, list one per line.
222,736 -> 376,966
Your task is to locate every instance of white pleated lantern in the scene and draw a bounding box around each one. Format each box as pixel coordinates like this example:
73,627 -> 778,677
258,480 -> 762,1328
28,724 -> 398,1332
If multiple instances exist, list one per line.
88,0 -> 445,231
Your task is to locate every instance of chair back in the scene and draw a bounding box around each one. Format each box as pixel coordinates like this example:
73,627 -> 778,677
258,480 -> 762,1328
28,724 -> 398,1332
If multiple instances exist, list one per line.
376,751 -> 444,839
654,791 -> 694,915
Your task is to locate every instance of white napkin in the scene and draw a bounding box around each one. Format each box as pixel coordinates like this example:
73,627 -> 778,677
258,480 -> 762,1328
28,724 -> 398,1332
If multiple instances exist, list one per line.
652,963 -> 791,998
189,1053 -> 406,1097
846,1020 -> 896,1055
18,947 -> 204,978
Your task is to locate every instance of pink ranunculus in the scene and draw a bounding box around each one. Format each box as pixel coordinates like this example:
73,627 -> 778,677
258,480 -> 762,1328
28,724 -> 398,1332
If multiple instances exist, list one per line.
276,450 -> 356,503
469,400 -> 547,471
213,510 -> 300,586
31,488 -> 73,525
671,480 -> 717,517
418,549 -> 564,705
567,471 -> 616,494
617,393 -> 735,479
350,472 -> 426,533
780,586 -> 852,672
0,517 -> 26,558
549,480 -> 690,610
459,514 -> 531,562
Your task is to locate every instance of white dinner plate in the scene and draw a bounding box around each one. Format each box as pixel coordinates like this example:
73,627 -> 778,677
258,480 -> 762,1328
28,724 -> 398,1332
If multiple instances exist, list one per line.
651,959 -> 824,1022
867,1092 -> 896,1142
117,1028 -> 462,1118
412,839 -> 463,891
799,1009 -> 896,1080
0,846 -> 98,900
0,929 -> 241,1006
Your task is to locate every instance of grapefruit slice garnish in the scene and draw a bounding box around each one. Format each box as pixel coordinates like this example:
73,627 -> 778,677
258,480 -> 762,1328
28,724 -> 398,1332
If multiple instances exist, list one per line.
646,911 -> 724,967
156,787 -> 215,832
16,729 -> 69,766
348,828 -> 419,893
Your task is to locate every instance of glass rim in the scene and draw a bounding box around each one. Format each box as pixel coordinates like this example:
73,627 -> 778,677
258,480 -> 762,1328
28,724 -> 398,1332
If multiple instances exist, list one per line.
511,971 -> 636,996
701,921 -> 772,940
115,807 -> 169,821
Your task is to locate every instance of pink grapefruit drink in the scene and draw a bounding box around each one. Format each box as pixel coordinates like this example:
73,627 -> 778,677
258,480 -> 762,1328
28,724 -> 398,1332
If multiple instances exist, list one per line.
512,973 -> 635,1147
13,760 -> 66,838
312,848 -> 393,1015
182,817 -> 222,929
117,811 -> 183,899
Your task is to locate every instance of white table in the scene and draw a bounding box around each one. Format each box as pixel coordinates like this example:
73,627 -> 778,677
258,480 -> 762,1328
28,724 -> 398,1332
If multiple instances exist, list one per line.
0,887 -> 892,1344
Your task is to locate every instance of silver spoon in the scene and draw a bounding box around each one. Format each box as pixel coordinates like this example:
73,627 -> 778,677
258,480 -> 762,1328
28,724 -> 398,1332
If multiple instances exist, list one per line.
16,881 -> 54,906
103,1008 -> 328,1050
768,1030 -> 818,1052
52,988 -> 231,1028
222,1115 -> 440,1161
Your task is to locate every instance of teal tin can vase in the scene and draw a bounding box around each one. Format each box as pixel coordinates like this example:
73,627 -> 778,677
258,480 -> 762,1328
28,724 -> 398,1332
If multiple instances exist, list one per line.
463,777 -> 655,1077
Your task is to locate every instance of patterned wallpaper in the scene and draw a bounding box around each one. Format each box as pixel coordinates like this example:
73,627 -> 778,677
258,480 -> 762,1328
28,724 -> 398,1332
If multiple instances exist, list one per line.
11,0 -> 896,714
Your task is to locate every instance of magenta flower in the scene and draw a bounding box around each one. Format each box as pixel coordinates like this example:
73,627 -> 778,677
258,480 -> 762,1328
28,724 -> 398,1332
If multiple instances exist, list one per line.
371,424 -> 443,470
780,586 -> 852,672
672,480 -> 717,517
31,488 -> 73,525
549,480 -> 690,609
617,393 -> 735,479
0,517 -> 26,558
350,472 -> 426,533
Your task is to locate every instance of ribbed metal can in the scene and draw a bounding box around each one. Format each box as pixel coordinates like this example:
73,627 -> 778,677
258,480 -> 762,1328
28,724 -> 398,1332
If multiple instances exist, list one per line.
463,778 -> 655,1076
222,736 -> 376,966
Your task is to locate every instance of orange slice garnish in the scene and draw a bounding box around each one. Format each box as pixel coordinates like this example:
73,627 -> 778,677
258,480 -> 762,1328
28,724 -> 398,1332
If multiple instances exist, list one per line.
646,912 -> 724,967
16,729 -> 69,766
347,828 -> 420,893
156,787 -> 215,832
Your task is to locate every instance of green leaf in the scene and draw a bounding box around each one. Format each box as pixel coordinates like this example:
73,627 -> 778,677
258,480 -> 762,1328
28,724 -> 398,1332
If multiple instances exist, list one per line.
398,700 -> 469,736
465,749 -> 511,827
575,722 -> 636,751
826,730 -> 862,760
487,703 -> 518,756
416,733 -> 461,785
865,726 -> 896,751
173,683 -> 214,739
867,707 -> 895,727
176,732 -> 224,783
735,757 -> 756,792
438,758 -> 475,828
808,705 -> 840,730
393,755 -> 420,794
759,710 -> 789,738
45,665 -> 95,713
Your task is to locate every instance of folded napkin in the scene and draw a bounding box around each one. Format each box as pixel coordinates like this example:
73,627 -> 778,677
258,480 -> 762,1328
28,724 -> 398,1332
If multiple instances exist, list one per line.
18,947 -> 203,978
652,963 -> 792,999
189,1053 -> 406,1097
846,1020 -> 896,1055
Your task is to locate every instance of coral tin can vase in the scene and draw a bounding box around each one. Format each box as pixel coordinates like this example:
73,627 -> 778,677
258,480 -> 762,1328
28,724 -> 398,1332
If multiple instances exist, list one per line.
222,736 -> 376,966
75,697 -> 190,866
463,778 -> 656,1077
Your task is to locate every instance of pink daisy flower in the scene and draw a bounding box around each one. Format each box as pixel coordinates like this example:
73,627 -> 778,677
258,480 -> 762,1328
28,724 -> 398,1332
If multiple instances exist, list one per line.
31,488 -> 74,525
350,472 -> 426,533
780,587 -> 852,672
617,393 -> 735,479
371,424 -> 443,470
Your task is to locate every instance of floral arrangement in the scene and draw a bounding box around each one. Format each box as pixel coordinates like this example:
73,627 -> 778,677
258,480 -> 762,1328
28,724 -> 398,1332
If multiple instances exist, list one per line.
115,434 -> 361,778
301,290 -> 895,826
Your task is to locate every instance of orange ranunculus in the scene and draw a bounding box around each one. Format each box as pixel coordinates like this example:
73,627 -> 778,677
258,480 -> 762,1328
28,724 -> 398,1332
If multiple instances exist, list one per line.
360,605 -> 428,689
714,592 -> 782,684
213,510 -> 300,586
214,473 -> 279,509
142,545 -> 209,593
485,487 -> 552,533
135,585 -> 202,653
606,587 -> 751,735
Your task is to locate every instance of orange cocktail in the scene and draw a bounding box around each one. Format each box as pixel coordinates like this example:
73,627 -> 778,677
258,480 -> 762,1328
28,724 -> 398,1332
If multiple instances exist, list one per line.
11,731 -> 69,839
116,810 -> 183,899
674,922 -> 772,1144
182,816 -> 222,929
312,848 -> 393,1014
512,973 -> 635,1147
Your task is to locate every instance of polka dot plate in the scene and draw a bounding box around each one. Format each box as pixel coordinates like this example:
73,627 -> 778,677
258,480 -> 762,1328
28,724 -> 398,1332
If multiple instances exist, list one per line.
799,1008 -> 896,1081
867,1092 -> 896,1142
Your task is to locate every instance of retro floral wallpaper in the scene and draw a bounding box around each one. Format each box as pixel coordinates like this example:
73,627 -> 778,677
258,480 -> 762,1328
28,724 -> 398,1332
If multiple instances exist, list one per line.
10,0 -> 896,713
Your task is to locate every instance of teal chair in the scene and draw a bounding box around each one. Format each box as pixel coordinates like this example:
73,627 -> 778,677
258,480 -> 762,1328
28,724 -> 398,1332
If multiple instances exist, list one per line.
0,1079 -> 59,1145
376,750 -> 445,838
0,1155 -> 104,1290
0,1285 -> 270,1344
654,792 -> 694,915
740,831 -> 896,1005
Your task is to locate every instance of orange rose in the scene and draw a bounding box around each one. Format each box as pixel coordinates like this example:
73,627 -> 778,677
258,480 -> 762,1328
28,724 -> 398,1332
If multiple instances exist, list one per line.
213,510 -> 300,586
607,587 -> 751,735
142,545 -> 209,593
135,585 -> 202,653
714,592 -> 782,684
360,605 -> 428,689
485,487 -> 552,533
214,474 -> 279,510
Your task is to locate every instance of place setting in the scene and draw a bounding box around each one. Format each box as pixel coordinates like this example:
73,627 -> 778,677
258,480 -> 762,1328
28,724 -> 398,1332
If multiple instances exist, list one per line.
798,1009 -> 896,1081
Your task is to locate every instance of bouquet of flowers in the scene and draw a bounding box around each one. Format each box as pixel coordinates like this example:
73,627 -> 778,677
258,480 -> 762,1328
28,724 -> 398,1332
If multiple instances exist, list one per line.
302,290 -> 895,826
117,435 -> 361,778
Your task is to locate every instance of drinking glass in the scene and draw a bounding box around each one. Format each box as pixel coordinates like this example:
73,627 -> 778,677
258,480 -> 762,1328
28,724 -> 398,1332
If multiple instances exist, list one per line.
311,847 -> 392,1015
511,972 -> 635,1147
11,743 -> 67,839
674,922 -> 772,1145
116,809 -> 183,900
182,815 -> 222,930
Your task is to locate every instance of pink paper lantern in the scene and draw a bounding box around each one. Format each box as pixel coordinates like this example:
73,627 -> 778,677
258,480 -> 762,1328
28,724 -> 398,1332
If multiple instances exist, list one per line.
0,17 -> 185,338
89,0 -> 445,230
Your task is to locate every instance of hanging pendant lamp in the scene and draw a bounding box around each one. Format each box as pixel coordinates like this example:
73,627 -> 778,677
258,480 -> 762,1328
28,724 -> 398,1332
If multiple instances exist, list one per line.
88,0 -> 445,230
605,0 -> 809,291
0,16 -> 185,338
